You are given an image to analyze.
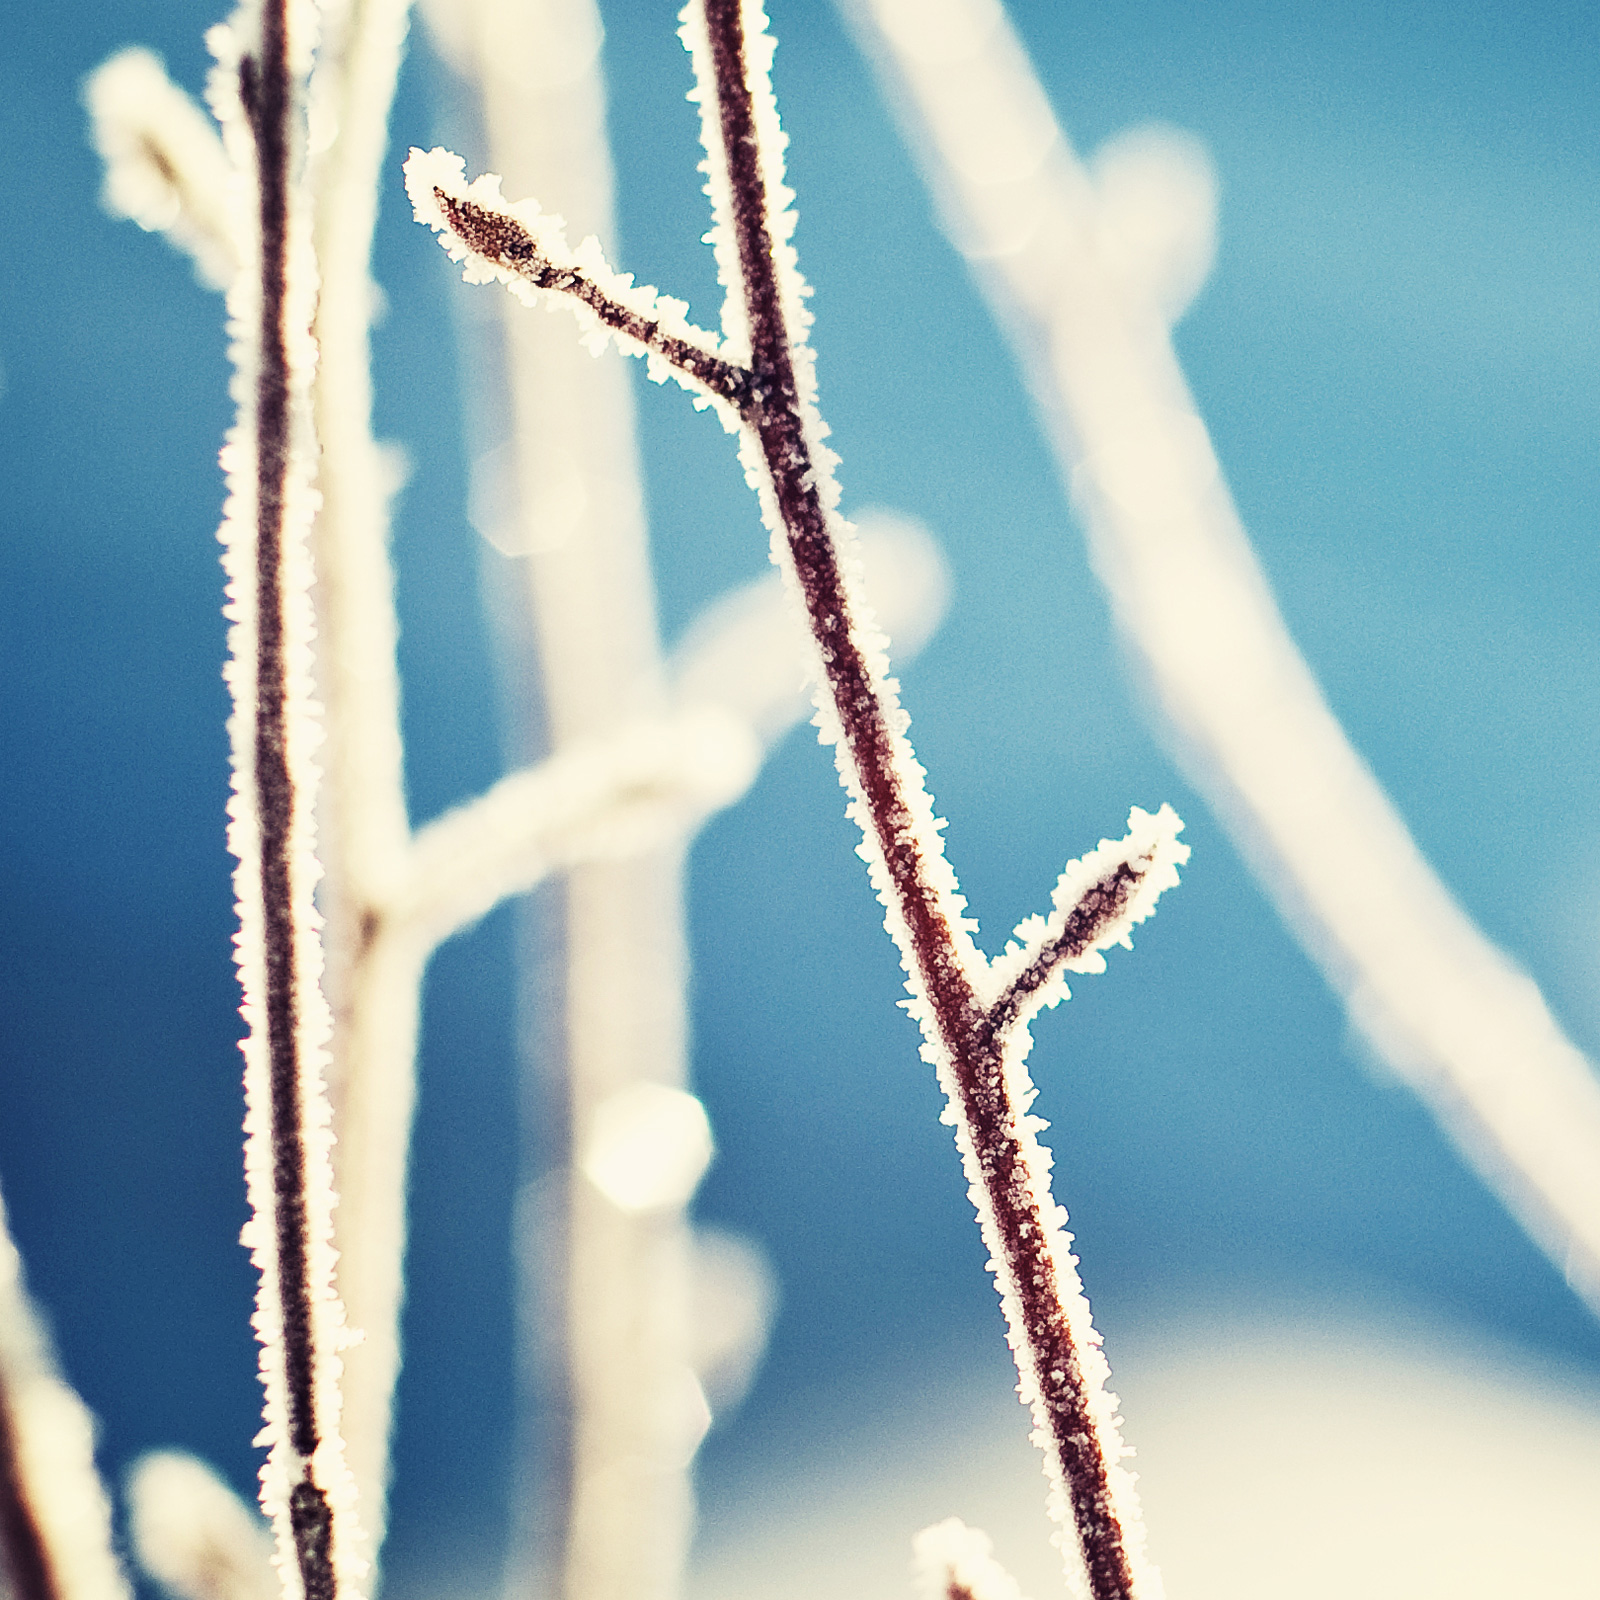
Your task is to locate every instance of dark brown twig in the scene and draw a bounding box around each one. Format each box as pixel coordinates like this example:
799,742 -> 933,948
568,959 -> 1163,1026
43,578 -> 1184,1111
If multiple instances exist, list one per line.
698,2 -> 1144,1589
237,4 -> 338,1595
436,194 -> 753,411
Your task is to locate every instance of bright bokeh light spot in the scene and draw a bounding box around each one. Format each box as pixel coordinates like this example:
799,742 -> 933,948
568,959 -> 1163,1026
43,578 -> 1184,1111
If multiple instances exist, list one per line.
581,1084 -> 714,1213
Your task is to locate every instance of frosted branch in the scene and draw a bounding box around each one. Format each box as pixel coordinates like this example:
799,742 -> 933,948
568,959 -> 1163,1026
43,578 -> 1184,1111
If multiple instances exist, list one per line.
410,2 -> 1180,1593
208,2 -> 361,1593
671,510 -> 951,744
405,150 -> 750,413
846,0 -> 1600,1325
0,1187 -> 129,1600
988,807 -> 1188,1040
914,1520 -> 1032,1600
85,49 -> 240,290
126,1453 -> 277,1600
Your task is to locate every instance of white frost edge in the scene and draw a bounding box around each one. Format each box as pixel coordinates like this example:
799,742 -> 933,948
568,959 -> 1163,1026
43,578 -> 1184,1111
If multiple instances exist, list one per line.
207,11 -> 365,1596
404,146 -> 741,425
938,1081 -> 1164,1600
913,1518 -> 1032,1600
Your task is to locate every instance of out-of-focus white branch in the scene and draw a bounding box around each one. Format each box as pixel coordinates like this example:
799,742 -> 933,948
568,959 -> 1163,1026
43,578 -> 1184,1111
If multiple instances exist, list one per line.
0,1187 -> 130,1600
844,0 -> 1600,1317
417,5 -> 958,1597
125,1453 -> 277,1600
397,707 -> 761,952
84,49 -> 240,290
914,1519 -> 1032,1600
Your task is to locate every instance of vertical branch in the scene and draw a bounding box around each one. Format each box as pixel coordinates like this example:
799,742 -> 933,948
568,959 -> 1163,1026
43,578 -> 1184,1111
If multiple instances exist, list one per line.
419,5 -> 710,1596
687,3 -> 1157,1594
211,1 -> 361,1593
299,0 -> 417,1564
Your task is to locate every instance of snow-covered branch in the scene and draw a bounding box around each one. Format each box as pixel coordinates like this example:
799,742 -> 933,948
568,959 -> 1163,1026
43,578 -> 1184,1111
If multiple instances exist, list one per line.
411,3 -> 1182,1594
843,0 -> 1600,1325
914,1520 -> 1032,1600
987,807 -> 1187,1041
206,1 -> 361,1592
397,707 -> 760,951
407,155 -> 750,413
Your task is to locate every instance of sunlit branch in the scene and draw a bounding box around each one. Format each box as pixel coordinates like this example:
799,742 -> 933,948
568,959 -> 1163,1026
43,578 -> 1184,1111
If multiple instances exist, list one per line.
395,708 -> 761,952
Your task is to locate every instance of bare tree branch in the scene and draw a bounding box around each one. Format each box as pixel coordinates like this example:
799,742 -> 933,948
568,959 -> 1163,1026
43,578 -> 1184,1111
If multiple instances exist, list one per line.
409,3 -> 1184,1593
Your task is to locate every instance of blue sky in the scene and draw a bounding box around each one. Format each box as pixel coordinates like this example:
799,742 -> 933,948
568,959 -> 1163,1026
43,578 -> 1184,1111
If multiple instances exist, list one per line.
2,0 -> 1598,1592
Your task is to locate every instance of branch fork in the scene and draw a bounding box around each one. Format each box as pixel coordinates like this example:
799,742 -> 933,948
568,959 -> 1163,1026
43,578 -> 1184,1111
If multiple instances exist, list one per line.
410,3 -> 1185,1594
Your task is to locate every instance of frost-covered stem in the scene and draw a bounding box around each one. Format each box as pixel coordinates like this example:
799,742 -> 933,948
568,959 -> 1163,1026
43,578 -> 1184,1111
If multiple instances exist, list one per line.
222,0 -> 358,1591
989,864 -> 1143,1041
244,1 -> 328,1546
698,2 -> 1139,1592
0,1188 -> 129,1600
410,3 -> 1175,1586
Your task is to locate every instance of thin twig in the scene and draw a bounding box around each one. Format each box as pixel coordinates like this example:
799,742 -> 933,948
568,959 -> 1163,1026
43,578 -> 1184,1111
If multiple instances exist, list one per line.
216,0 -> 360,1591
439,194 -> 752,408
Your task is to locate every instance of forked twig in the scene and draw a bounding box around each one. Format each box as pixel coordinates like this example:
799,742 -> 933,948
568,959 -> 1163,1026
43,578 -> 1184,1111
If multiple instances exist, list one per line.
409,2 -> 1186,1593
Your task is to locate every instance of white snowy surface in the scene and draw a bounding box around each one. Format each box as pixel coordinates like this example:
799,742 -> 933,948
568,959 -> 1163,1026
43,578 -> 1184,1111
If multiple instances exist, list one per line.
689,1300 -> 1600,1600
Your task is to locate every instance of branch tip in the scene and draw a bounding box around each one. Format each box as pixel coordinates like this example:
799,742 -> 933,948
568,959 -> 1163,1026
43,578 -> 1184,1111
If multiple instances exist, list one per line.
989,804 -> 1187,1037
404,146 -> 750,410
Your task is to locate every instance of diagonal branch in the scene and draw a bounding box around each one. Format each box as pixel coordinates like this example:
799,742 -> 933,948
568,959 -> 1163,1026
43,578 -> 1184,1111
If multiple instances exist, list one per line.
0,1186 -> 129,1600
406,153 -> 752,410
85,48 -> 240,289
393,707 -> 761,953
844,0 -> 1600,1328
987,807 -> 1188,1041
